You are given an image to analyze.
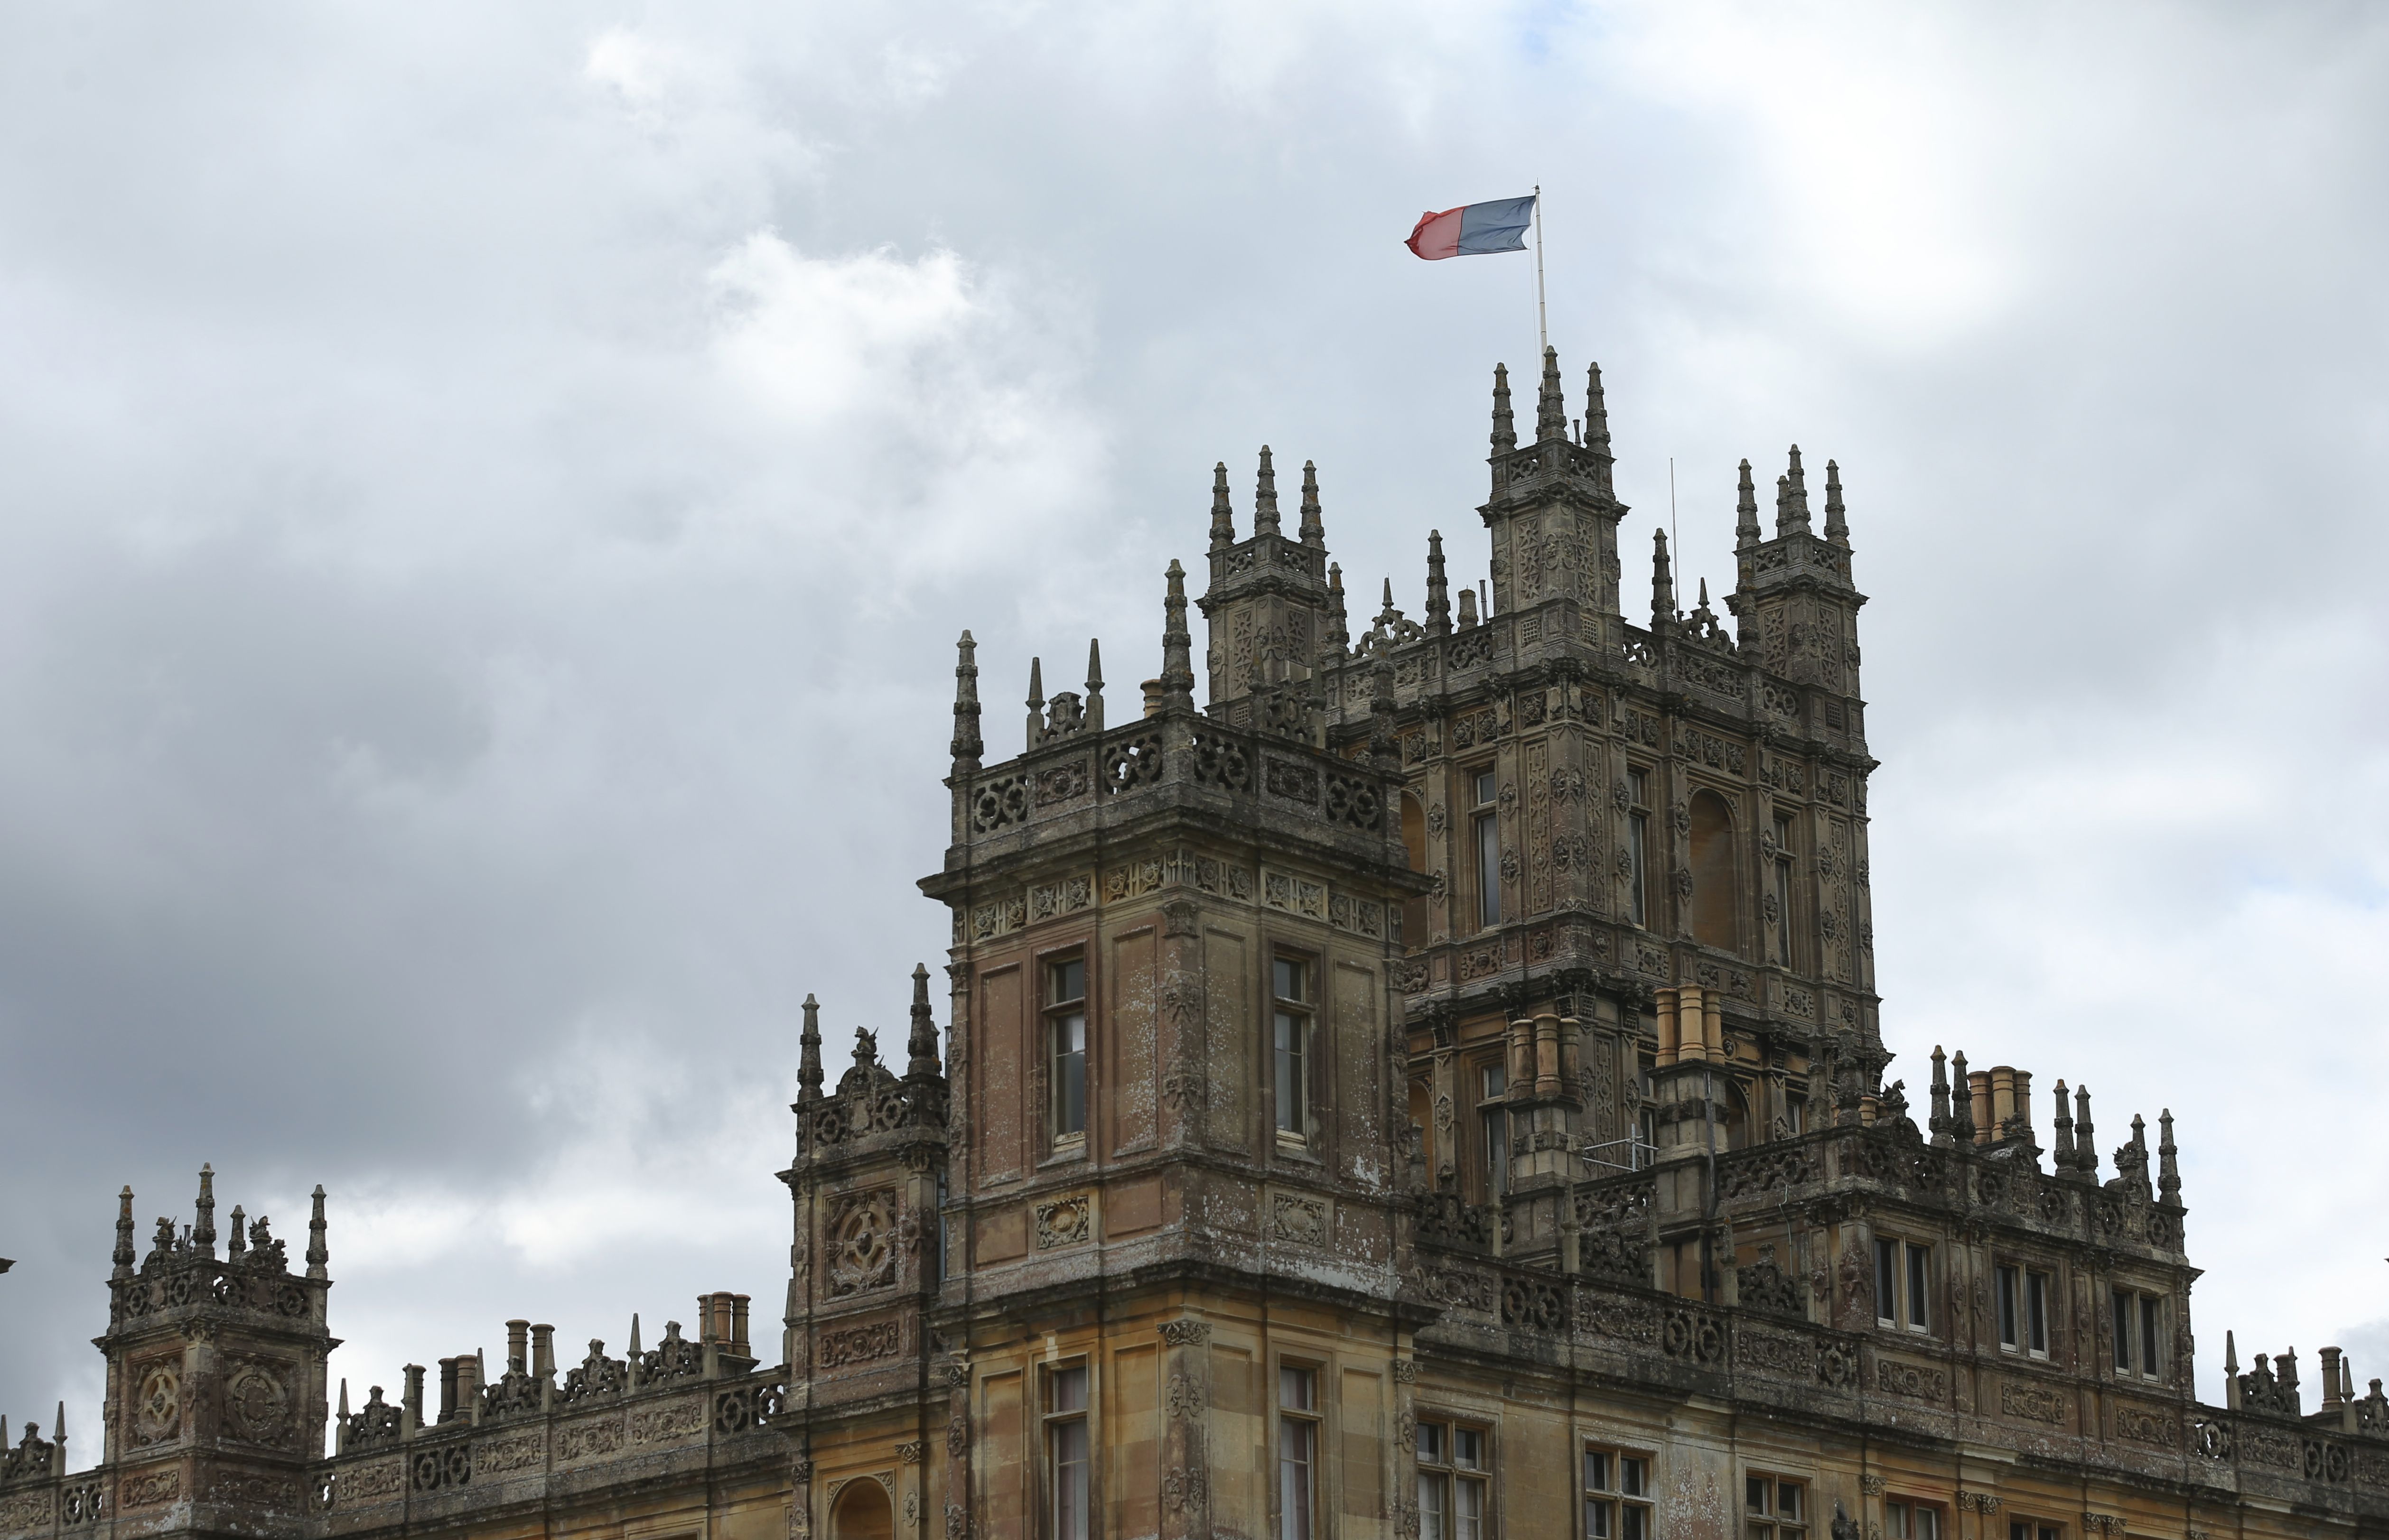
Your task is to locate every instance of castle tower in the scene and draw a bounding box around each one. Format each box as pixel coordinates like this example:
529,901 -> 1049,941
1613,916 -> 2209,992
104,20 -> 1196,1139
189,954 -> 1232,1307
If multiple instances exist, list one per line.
97,1169 -> 335,1533
922,559 -> 1423,1540
1196,448 -> 1340,733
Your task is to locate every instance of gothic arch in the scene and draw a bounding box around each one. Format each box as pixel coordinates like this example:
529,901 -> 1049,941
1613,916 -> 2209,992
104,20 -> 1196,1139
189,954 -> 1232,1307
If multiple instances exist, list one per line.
1687,789 -> 1739,953
831,1478 -> 892,1540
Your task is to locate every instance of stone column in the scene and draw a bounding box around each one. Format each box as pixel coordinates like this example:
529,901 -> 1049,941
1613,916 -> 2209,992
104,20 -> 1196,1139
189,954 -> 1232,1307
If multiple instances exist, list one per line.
938,1360 -> 969,1540
1390,1357 -> 1421,1540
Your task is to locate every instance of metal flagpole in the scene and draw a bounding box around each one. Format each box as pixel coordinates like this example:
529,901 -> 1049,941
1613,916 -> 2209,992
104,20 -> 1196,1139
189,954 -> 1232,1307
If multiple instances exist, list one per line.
1532,184 -> 1548,357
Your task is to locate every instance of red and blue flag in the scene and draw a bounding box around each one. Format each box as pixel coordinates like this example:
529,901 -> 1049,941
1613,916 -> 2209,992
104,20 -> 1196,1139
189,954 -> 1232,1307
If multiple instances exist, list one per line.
1404,195 -> 1536,260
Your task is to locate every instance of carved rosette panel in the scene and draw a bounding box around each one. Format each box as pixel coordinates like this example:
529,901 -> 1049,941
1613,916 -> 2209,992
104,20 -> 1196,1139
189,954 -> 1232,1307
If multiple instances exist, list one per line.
130,1355 -> 183,1447
827,1190 -> 899,1297
223,1358 -> 294,1449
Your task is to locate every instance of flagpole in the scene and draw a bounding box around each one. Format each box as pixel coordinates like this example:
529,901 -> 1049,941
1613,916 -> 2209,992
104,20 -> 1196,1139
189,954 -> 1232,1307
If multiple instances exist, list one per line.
1532,183 -> 1548,357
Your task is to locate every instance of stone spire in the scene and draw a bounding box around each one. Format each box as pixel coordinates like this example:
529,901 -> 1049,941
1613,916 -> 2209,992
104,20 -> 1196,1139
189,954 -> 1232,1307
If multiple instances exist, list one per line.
2073,1085 -> 2098,1179
1949,1052 -> 1974,1143
1927,1047 -> 1951,1146
112,1185 -> 135,1279
2052,1079 -> 2076,1171
1650,529 -> 1676,629
1253,447 -> 1280,536
1425,531 -> 1451,636
1584,362 -> 1612,454
1159,560 -> 1195,710
1208,461 -> 1234,549
2158,1108 -> 2181,1204
905,963 -> 940,1079
1298,460 -> 1325,548
1776,445 -> 1811,536
1535,345 -> 1566,444
227,1205 -> 246,1261
1491,363 -> 1516,455
307,1184 -> 329,1279
1024,657 -> 1045,749
949,631 -> 982,771
193,1164 -> 217,1260
797,993 -> 825,1105
1324,564 -> 1349,659
1823,458 -> 1848,546
1083,640 -> 1105,735
1735,459 -> 1761,549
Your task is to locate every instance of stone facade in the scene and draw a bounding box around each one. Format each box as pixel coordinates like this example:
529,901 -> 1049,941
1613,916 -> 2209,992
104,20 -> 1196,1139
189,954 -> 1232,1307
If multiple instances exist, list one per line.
3,349 -> 2379,1540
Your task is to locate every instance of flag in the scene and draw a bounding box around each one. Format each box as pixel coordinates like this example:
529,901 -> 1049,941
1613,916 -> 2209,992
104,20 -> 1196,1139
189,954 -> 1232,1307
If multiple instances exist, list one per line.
1404,195 -> 1536,260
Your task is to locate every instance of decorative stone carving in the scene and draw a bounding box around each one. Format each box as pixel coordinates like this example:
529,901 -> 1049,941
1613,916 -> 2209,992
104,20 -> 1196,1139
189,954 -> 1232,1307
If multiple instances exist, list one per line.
1033,1194 -> 1092,1250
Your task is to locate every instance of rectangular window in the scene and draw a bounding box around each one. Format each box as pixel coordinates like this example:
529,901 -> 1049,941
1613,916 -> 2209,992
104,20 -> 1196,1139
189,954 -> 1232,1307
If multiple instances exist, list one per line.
1873,1238 -> 1932,1334
1046,958 -> 1088,1142
2002,1266 -> 2051,1355
2113,1289 -> 2165,1379
1782,1093 -> 1804,1136
1745,1475 -> 1806,1540
2009,1522 -> 2062,1540
1474,770 -> 1502,928
1770,813 -> 1795,965
2027,1271 -> 2050,1355
1046,1365 -> 1089,1540
1478,1061 -> 1508,1200
1997,1266 -> 2019,1349
1278,1367 -> 1318,1540
1418,1419 -> 1490,1540
1887,1502 -> 1941,1540
1584,1447 -> 1652,1540
1274,958 -> 1311,1143
1627,768 -> 1651,928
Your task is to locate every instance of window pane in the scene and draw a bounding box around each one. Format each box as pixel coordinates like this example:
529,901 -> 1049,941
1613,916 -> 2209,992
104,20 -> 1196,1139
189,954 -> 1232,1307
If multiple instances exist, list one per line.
1889,1503 -> 1909,1539
1622,1459 -> 1646,1498
1750,1524 -> 1774,1540
2009,1523 -> 2030,1540
1907,1244 -> 1930,1332
1587,1500 -> 1614,1540
2141,1296 -> 2161,1377
1780,1484 -> 1802,1521
1997,1268 -> 2018,1347
1050,959 -> 1085,1003
1747,1478 -> 1769,1514
1918,1511 -> 1939,1540
1279,1418 -> 1315,1540
1585,1452 -> 1610,1494
1274,957 -> 1303,1002
1054,1013 -> 1086,1136
2112,1291 -> 2132,1372
1628,812 -> 1649,927
1454,1429 -> 1483,1470
1417,1421 -> 1443,1464
1475,771 -> 1498,806
1419,1473 -> 1447,1540
2028,1273 -> 2050,1354
1629,767 -> 1648,804
1049,1366 -> 1086,1412
1874,1240 -> 1897,1322
1623,1505 -> 1648,1540
1482,1108 -> 1507,1198
1458,1478 -> 1485,1540
1278,1366 -> 1314,1410
1481,1062 -> 1506,1099
1275,1012 -> 1305,1136
1477,811 -> 1502,927
1054,1418 -> 1089,1540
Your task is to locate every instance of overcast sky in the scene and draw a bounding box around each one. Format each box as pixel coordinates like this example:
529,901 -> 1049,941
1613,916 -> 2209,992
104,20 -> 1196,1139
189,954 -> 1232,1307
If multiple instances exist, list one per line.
2,2 -> 2384,1433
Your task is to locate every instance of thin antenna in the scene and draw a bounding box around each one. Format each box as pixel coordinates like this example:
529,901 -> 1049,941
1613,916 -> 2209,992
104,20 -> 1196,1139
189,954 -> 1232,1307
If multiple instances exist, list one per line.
1532,184 -> 1548,358
1669,457 -> 1679,616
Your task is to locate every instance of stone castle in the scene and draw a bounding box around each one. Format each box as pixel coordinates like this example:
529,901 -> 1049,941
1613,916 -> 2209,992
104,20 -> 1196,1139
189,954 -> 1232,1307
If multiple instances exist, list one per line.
2,349 -> 2377,1540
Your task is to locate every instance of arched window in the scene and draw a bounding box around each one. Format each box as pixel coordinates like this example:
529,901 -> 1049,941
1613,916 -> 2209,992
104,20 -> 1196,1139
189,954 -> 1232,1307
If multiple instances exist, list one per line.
1687,790 -> 1739,952
1400,789 -> 1429,946
1724,1080 -> 1752,1151
831,1477 -> 892,1540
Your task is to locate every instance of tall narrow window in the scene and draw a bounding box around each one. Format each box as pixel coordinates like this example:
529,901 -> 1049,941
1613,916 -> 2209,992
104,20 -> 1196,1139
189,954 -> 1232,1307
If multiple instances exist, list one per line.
1906,1242 -> 1931,1333
1873,1237 -> 1933,1334
1745,1475 -> 1806,1540
1046,1366 -> 1089,1540
1273,958 -> 1312,1144
1770,812 -> 1795,965
2141,1295 -> 2161,1380
1418,1420 -> 1490,1540
2111,1290 -> 2131,1373
1636,1056 -> 1657,1167
1278,1366 -> 1318,1540
1046,959 -> 1087,1143
1874,1238 -> 1897,1325
1584,1448 -> 1652,1540
1627,768 -> 1651,928
1473,770 -> 1502,928
1687,790 -> 1738,952
2027,1271 -> 2050,1355
2112,1290 -> 2164,1379
1997,1266 -> 2020,1349
1477,1062 -> 1508,1201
